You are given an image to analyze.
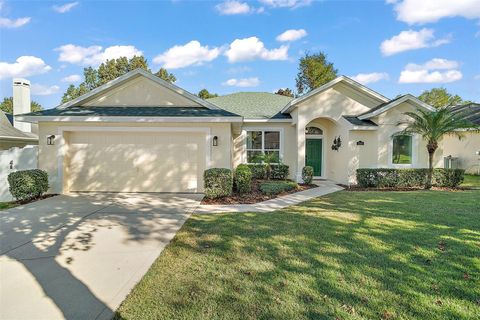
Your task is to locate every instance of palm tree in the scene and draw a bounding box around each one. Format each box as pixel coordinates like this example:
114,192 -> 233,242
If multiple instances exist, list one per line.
401,107 -> 478,189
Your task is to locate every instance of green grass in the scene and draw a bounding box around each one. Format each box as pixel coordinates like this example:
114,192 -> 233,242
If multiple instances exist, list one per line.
462,175 -> 480,188
115,190 -> 480,320
0,202 -> 17,210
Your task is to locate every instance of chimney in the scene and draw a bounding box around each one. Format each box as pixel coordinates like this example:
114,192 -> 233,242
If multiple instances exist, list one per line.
13,78 -> 31,133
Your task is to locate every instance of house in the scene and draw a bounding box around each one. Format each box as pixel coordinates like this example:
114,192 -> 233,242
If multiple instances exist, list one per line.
0,79 -> 38,150
16,69 -> 479,194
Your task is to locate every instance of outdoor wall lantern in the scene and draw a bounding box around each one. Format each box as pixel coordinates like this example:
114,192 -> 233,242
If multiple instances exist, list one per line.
47,135 -> 55,145
356,140 -> 365,146
212,136 -> 218,147
331,136 -> 342,151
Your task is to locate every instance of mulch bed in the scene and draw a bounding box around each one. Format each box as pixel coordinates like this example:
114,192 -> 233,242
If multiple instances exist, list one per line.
338,184 -> 472,192
16,194 -> 58,205
201,180 -> 317,205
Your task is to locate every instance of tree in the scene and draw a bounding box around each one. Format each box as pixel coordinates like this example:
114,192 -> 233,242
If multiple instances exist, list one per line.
0,97 -> 43,113
61,56 -> 176,103
197,89 -> 218,99
275,88 -> 294,97
296,52 -> 338,95
418,88 -> 467,108
401,107 -> 478,189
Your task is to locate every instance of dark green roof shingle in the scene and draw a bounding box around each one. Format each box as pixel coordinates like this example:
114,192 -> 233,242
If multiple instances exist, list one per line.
208,92 -> 292,119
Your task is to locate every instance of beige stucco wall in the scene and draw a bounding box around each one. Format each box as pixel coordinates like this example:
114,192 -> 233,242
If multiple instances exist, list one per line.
38,121 -> 232,193
232,122 -> 297,179
83,76 -> 200,107
434,132 -> 480,174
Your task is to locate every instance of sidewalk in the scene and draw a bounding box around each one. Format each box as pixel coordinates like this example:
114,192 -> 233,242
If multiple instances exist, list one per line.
194,180 -> 343,214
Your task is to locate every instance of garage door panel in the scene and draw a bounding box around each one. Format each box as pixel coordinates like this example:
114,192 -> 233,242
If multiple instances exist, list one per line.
66,131 -> 205,193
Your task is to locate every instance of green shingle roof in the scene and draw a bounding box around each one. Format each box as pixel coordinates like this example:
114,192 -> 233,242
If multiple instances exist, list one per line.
207,92 -> 292,119
21,106 -> 241,118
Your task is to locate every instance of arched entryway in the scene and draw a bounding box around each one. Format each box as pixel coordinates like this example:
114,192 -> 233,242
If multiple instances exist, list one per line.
305,125 -> 324,177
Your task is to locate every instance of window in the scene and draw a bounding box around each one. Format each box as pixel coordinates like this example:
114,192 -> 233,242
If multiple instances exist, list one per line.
246,130 -> 280,163
392,135 -> 412,164
305,126 -> 323,135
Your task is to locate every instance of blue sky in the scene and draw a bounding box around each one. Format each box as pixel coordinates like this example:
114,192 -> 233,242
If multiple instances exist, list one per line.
1,0 -> 479,110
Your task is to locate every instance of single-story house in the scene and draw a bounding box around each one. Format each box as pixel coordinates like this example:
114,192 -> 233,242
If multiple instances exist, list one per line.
16,68 -> 480,193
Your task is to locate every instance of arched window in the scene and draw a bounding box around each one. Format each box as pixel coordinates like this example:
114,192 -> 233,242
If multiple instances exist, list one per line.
305,126 -> 323,135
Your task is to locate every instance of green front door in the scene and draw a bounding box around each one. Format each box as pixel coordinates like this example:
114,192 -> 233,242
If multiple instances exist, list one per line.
306,139 -> 322,176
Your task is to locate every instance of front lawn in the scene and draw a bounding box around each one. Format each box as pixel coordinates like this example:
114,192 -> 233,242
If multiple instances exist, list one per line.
462,174 -> 480,188
115,190 -> 480,320
0,202 -> 17,210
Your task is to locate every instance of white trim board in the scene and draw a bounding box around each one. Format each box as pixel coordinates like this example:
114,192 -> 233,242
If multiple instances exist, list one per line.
56,126 -> 212,194
358,94 -> 435,120
16,115 -> 243,124
241,127 -> 285,164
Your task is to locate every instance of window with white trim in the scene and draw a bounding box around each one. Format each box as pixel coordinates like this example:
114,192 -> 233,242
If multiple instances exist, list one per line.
392,134 -> 412,164
246,130 -> 280,163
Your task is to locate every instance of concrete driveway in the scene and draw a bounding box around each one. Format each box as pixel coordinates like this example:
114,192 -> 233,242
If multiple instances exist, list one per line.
0,192 -> 203,320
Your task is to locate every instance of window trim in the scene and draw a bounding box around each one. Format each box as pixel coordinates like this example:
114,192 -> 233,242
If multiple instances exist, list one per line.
389,133 -> 417,167
243,127 -> 284,164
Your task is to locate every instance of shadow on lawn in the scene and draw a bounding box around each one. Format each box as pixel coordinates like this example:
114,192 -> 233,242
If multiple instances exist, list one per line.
159,190 -> 479,319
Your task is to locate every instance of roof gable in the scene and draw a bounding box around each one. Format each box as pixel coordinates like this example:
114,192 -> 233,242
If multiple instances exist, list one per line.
357,94 -> 435,120
58,68 -> 220,110
281,76 -> 389,114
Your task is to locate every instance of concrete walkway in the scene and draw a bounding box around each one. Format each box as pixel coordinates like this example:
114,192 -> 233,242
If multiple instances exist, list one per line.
194,180 -> 343,214
0,192 -> 202,320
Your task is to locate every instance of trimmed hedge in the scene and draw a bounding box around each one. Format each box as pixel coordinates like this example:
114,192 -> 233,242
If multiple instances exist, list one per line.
302,166 -> 314,185
234,164 -> 252,194
8,169 -> 49,201
204,168 -> 233,199
356,168 -> 465,188
259,180 -> 298,195
246,164 -> 289,180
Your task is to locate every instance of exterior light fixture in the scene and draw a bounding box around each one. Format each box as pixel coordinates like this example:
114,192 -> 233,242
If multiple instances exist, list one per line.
47,135 -> 55,145
212,136 -> 218,146
356,140 -> 365,146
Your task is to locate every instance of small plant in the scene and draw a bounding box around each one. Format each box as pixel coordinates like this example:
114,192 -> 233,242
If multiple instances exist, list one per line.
302,166 -> 314,184
259,180 -> 298,195
271,164 -> 289,180
234,164 -> 252,194
203,168 -> 233,199
8,169 -> 49,201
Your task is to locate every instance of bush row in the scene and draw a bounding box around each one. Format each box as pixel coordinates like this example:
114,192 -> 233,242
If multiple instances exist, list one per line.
356,168 -> 464,188
8,169 -> 49,201
259,180 -> 298,195
246,164 -> 289,180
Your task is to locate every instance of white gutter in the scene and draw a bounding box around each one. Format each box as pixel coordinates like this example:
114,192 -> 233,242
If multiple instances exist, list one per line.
15,115 -> 244,123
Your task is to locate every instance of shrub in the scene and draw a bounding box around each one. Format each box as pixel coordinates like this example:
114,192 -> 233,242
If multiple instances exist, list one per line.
234,164 -> 252,194
270,164 -> 289,180
8,169 -> 49,201
302,166 -> 314,185
247,164 -> 267,179
259,180 -> 298,195
204,168 -> 233,199
432,168 -> 464,187
356,168 -> 464,188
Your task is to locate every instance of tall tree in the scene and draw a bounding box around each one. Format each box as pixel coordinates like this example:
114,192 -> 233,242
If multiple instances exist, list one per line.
401,107 -> 478,189
197,89 -> 218,99
275,88 -> 294,97
418,88 -> 467,108
296,52 -> 338,95
0,97 -> 43,114
61,56 -> 176,103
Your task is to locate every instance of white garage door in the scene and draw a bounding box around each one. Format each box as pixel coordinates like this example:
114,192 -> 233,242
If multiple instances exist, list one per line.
65,131 -> 206,193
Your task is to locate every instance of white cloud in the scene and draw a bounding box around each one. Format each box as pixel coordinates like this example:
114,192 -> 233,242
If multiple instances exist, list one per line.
276,29 -> 307,42
153,41 -> 221,69
31,84 -> 60,96
0,17 -> 31,28
0,56 -> 51,80
61,74 -> 82,83
389,0 -> 480,25
399,58 -> 462,83
216,1 -> 252,15
351,72 -> 389,84
226,66 -> 252,74
225,36 -> 288,62
380,28 -> 450,56
55,44 -> 143,66
222,77 -> 260,87
53,1 -> 79,13
259,0 -> 312,9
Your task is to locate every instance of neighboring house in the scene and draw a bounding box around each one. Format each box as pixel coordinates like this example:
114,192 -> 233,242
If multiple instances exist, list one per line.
16,69 -> 479,194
